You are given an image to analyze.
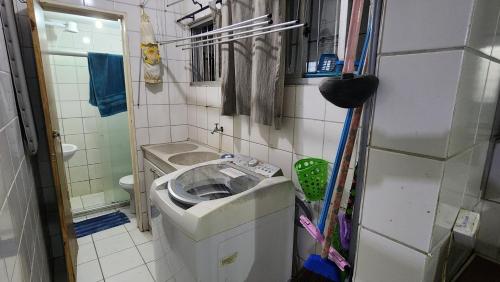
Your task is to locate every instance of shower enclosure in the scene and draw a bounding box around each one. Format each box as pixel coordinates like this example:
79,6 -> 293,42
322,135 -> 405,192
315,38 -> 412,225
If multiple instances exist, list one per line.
43,11 -> 132,214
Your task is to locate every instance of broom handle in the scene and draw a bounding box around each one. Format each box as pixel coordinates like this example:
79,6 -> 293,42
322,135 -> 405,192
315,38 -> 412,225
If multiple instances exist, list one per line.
321,0 -> 365,259
321,106 -> 362,258
343,0 -> 365,74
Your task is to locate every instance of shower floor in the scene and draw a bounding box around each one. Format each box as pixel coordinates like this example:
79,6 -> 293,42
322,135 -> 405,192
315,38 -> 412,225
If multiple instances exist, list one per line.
71,192 -> 106,212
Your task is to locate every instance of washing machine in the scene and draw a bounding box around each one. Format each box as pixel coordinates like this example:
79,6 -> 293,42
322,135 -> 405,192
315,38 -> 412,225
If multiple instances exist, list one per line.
149,155 -> 295,282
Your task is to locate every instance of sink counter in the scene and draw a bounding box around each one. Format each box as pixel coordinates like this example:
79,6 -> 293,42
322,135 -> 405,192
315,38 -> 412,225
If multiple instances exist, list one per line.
141,141 -> 220,173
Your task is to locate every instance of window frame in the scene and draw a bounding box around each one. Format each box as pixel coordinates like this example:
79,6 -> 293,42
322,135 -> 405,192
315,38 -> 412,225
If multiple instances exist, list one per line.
189,16 -> 220,84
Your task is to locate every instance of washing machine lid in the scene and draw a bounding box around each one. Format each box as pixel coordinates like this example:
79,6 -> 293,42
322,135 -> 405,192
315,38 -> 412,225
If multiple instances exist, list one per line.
168,163 -> 261,207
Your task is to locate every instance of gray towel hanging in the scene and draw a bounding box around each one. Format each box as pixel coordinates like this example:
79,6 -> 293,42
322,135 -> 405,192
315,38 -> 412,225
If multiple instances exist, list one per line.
220,0 -> 286,128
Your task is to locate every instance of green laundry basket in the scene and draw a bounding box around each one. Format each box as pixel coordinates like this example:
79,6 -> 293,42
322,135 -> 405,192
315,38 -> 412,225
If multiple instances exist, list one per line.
294,158 -> 328,201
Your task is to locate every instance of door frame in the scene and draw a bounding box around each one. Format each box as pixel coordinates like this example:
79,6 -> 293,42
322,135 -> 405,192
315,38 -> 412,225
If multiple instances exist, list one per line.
27,0 -> 140,280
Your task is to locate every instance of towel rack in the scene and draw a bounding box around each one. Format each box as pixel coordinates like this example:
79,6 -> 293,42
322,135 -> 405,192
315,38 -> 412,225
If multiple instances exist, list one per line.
44,50 -> 88,57
166,0 -> 183,7
176,0 -> 222,22
43,50 -> 123,57
159,14 -> 273,45
177,20 -> 299,48
0,0 -> 38,155
182,22 -> 304,50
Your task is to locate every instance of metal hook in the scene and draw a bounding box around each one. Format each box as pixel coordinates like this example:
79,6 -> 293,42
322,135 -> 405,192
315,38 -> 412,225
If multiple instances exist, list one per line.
192,0 -> 203,9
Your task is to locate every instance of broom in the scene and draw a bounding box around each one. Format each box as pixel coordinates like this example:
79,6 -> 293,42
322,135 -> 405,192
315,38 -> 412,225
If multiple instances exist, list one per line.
293,0 -> 376,280
293,106 -> 365,282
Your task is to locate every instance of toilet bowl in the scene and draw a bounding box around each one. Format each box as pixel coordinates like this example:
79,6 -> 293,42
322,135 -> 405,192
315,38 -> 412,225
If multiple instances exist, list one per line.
119,175 -> 135,214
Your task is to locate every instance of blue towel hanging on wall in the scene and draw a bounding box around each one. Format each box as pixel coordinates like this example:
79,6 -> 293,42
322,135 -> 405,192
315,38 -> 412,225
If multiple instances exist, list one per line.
88,52 -> 127,117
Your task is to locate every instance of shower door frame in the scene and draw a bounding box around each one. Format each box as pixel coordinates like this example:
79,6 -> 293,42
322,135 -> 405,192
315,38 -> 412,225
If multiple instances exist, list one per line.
27,0 -> 140,280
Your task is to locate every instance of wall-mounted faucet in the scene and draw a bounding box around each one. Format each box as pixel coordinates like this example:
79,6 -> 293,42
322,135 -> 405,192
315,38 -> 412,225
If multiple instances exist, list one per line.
211,123 -> 224,134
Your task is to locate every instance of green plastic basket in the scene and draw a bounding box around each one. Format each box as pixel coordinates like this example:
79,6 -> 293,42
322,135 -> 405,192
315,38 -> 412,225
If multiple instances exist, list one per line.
294,158 -> 328,201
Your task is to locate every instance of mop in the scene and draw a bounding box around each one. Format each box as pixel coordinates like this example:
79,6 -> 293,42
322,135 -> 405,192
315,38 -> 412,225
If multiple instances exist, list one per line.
318,0 -> 378,108
317,10 -> 373,234
293,0 -> 378,280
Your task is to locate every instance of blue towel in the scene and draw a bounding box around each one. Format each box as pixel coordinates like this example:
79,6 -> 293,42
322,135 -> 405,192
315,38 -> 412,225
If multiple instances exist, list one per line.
88,52 -> 127,117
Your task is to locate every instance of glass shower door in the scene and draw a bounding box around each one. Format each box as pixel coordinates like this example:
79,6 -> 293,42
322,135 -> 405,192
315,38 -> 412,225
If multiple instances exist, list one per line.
97,111 -> 132,205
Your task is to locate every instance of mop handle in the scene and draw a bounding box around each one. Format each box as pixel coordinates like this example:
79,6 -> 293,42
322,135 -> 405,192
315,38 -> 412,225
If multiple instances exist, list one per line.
318,11 -> 372,233
343,0 -> 365,74
318,108 -> 352,233
321,106 -> 363,258
300,215 -> 350,271
321,0 -> 365,259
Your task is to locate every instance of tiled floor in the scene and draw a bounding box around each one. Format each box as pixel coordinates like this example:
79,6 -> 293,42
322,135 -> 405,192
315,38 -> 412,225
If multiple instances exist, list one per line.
71,192 -> 106,212
75,207 -> 157,282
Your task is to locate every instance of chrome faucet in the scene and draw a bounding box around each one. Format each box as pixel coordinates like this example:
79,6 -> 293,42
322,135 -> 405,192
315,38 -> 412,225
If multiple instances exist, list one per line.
211,123 -> 224,134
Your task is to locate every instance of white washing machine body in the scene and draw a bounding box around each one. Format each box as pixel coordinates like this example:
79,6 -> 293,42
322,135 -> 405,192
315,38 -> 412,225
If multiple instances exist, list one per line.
150,156 -> 295,282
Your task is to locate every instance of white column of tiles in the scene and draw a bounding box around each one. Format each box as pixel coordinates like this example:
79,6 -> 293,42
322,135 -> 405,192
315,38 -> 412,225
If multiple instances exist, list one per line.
354,0 -> 500,281
0,20 -> 51,282
11,0 -> 71,277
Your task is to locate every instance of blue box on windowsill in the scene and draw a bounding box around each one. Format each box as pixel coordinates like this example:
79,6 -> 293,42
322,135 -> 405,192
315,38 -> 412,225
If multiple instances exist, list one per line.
303,56 -> 360,78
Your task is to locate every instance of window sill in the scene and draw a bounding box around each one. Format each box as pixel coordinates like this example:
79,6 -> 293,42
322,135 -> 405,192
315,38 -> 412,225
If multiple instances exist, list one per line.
190,78 -> 325,87
190,81 -> 222,87
284,77 -> 323,86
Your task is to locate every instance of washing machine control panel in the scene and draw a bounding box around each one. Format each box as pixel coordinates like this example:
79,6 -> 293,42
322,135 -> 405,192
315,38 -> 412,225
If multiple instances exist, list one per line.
232,155 -> 283,177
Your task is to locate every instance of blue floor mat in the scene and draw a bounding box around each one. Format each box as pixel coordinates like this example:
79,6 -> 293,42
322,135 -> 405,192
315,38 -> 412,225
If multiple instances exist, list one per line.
74,211 -> 130,238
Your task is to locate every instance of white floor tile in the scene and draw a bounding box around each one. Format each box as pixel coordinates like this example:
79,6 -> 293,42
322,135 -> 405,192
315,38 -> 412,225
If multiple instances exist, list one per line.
92,226 -> 127,241
146,261 -> 157,281
70,197 -> 84,211
118,207 -> 135,219
77,243 -> 97,265
137,241 -> 155,263
76,260 -> 103,282
129,229 -> 152,245
124,217 -> 138,231
81,192 -> 105,208
105,265 -> 154,282
99,247 -> 144,278
77,235 -> 92,246
94,233 -> 134,258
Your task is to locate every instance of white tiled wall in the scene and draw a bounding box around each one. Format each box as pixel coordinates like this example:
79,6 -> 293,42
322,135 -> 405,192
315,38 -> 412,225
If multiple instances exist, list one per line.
187,84 -> 351,183
127,1 -> 191,230
371,51 -> 463,158
355,0 -> 500,280
0,20 -> 50,282
379,0 -> 474,53
355,228 -> 427,282
362,149 -> 443,252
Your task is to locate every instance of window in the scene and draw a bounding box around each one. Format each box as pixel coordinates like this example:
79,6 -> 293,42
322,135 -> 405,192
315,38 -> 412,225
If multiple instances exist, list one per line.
285,0 -> 369,78
190,20 -> 220,82
188,1 -> 368,81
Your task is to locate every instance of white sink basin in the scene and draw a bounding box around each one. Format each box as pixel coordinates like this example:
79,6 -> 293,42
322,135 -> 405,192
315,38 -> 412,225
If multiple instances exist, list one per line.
62,143 -> 78,161
168,151 -> 219,166
147,143 -> 198,154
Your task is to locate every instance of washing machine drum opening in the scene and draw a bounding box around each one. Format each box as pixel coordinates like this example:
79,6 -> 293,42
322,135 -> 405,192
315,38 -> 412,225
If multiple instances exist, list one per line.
168,164 -> 261,207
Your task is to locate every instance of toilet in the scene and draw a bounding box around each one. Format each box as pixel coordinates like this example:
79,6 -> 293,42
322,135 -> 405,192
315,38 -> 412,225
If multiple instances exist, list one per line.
119,175 -> 135,214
